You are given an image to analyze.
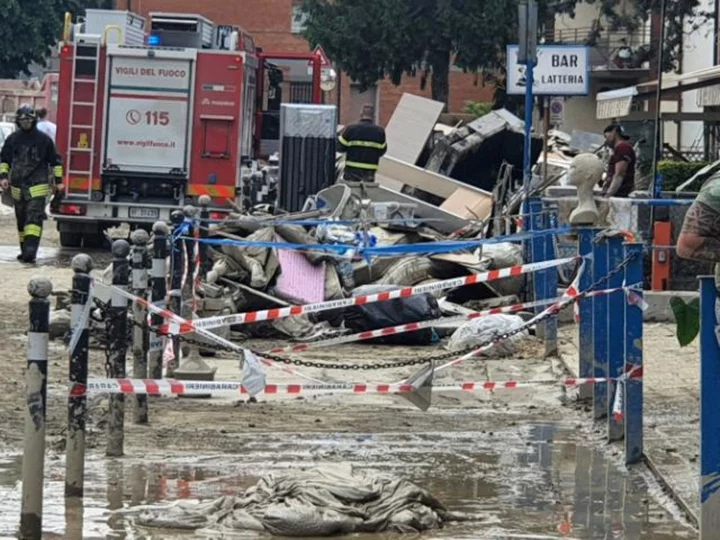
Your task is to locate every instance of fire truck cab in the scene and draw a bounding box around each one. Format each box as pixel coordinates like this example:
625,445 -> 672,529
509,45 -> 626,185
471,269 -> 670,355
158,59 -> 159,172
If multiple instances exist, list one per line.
53,9 -> 324,248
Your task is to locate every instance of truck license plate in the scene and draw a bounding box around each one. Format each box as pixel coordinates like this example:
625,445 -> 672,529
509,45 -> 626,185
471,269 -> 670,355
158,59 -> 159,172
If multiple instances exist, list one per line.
129,207 -> 160,220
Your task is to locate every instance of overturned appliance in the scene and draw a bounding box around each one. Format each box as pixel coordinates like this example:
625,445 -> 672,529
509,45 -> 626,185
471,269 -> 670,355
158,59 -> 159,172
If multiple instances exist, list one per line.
424,109 -> 543,192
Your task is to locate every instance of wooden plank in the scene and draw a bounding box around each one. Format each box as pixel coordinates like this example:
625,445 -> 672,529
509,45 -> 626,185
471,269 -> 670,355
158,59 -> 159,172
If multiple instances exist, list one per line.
377,156 -> 491,199
440,187 -> 493,220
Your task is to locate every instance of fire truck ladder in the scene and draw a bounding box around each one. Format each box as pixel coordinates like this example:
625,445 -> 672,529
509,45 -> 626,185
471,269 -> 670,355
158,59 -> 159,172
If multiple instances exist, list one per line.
65,35 -> 102,200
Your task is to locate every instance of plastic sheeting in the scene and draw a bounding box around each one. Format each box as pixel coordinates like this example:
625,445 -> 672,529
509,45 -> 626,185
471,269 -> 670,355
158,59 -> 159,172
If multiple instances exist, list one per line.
125,468 -> 468,536
447,314 -> 528,355
344,284 -> 441,345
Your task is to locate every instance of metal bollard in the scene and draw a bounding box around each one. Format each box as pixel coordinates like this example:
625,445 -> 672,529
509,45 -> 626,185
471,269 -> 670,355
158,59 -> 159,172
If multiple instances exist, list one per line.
66,253 -> 93,498
624,242 -> 644,465
606,235 -> 625,442
131,229 -> 150,424
20,277 -> 53,540
175,204 -> 216,383
198,195 -> 212,279
543,204 -> 559,357
167,211 -> 185,377
576,228 -> 595,402
107,239 -> 130,458
592,233 -> 609,420
149,221 -> 169,380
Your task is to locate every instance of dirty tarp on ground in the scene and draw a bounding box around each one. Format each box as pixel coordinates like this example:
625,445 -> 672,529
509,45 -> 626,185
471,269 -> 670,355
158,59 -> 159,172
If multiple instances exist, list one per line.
344,284 -> 441,345
126,468 -> 470,536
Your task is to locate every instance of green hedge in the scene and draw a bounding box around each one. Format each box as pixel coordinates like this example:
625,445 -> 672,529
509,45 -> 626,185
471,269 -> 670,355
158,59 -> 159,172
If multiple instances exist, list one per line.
657,161 -> 710,191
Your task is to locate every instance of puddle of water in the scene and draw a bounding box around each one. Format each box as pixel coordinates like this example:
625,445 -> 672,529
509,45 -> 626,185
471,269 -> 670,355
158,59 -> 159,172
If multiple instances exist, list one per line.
0,246 -> 112,267
0,423 -> 696,539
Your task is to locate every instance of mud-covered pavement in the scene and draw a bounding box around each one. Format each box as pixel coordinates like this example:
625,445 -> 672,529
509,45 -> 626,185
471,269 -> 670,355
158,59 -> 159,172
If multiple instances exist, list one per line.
0,210 -> 699,538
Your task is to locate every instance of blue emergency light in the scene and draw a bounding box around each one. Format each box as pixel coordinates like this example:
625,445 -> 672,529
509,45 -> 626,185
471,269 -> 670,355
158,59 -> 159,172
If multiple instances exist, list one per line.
147,34 -> 162,46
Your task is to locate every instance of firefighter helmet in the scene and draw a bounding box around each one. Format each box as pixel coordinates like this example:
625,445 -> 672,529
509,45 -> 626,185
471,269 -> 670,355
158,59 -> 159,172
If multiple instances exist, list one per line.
15,104 -> 37,129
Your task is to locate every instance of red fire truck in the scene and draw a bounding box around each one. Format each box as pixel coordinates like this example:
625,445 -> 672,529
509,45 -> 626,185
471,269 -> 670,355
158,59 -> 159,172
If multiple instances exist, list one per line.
52,9 -> 325,248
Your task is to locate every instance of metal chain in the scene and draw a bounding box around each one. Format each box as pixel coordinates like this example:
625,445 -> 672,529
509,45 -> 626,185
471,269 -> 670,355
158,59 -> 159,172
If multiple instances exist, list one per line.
90,250 -> 639,371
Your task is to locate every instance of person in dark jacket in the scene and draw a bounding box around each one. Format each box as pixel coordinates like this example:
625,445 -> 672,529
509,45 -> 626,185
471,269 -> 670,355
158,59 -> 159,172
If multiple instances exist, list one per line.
338,104 -> 387,182
0,105 -> 63,264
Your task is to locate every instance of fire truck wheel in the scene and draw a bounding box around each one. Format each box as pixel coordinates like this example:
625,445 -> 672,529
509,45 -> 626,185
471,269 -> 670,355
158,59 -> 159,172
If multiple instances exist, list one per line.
83,233 -> 106,249
59,232 -> 83,248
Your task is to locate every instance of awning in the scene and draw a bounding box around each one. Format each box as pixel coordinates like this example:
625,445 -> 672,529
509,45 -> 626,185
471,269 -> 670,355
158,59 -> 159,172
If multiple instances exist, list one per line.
596,86 -> 638,119
596,64 -> 720,119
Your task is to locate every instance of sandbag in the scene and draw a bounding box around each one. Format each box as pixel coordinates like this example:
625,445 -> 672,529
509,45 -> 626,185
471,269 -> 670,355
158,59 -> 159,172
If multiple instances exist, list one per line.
343,285 -> 440,345
480,242 -> 523,269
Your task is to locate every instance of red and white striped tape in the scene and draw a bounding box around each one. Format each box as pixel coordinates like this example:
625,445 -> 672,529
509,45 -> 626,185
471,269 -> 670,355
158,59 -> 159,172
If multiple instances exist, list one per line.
611,364 -> 642,421
265,286 -> 629,355
71,373 -> 642,398
96,283 -> 328,384
159,256 -> 578,334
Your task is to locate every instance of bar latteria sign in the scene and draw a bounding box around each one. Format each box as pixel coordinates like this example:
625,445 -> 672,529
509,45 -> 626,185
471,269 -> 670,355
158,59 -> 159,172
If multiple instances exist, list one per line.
506,45 -> 590,96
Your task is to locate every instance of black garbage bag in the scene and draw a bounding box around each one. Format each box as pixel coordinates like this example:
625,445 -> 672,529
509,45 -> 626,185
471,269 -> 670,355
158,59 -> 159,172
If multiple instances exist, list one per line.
343,285 -> 441,346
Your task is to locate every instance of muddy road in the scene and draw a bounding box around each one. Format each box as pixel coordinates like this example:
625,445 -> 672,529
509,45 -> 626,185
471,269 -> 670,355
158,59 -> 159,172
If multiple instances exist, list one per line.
0,210 -> 698,538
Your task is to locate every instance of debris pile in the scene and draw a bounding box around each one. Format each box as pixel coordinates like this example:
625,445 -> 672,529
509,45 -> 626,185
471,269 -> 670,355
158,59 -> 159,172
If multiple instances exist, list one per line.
189,97 -> 595,350
48,94 -> 597,355
197,204 -> 530,348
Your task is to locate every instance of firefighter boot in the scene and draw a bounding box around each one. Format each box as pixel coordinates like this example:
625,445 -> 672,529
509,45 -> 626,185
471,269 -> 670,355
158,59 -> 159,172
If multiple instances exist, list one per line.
21,225 -> 42,264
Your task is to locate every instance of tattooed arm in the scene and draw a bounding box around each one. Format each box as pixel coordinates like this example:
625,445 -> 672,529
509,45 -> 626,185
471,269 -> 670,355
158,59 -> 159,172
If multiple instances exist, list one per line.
677,200 -> 720,262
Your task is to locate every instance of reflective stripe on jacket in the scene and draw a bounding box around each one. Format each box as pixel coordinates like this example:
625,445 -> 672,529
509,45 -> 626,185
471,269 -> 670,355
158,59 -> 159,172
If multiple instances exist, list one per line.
338,119 -> 387,172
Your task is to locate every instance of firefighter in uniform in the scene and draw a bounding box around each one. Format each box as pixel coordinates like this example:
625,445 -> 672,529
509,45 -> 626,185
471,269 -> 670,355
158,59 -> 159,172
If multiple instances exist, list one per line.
338,104 -> 387,182
0,105 -> 63,264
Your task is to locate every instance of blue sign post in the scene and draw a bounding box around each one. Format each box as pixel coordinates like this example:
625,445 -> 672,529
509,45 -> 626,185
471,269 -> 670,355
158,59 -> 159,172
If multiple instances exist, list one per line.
517,0 -> 537,201
522,60 -> 535,197
699,276 -> 720,536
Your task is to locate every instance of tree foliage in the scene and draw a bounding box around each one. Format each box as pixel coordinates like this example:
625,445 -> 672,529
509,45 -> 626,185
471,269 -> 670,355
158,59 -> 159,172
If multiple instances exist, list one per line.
0,0 -> 108,79
464,101 -> 494,118
301,0 -> 709,107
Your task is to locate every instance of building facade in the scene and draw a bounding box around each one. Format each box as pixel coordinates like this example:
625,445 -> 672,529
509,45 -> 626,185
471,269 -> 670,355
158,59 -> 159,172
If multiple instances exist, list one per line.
115,0 -> 494,125
0,75 -> 59,123
675,0 -> 716,157
547,2 -> 653,136
551,0 -> 720,162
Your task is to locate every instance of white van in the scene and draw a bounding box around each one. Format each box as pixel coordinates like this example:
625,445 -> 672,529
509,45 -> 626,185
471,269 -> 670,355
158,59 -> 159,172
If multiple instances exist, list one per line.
0,122 -> 14,148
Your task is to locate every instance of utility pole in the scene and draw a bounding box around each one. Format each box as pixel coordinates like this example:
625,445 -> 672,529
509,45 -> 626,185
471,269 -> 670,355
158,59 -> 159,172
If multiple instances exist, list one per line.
650,0 -> 667,198
518,0 -> 538,202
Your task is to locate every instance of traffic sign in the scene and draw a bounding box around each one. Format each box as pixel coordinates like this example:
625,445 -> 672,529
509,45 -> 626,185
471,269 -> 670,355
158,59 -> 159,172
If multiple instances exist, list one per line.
309,45 -> 331,67
549,97 -> 564,125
